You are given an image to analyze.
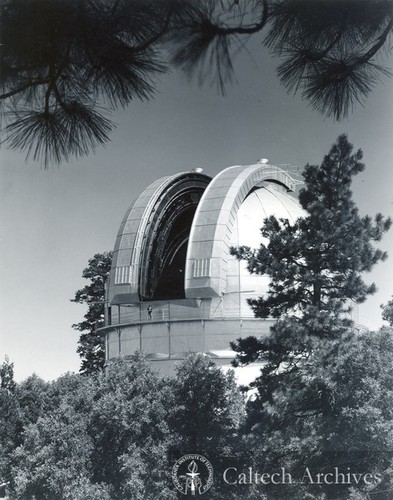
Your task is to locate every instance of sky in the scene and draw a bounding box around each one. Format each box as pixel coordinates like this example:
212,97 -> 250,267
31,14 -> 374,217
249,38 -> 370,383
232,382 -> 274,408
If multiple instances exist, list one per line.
1,35 -> 392,382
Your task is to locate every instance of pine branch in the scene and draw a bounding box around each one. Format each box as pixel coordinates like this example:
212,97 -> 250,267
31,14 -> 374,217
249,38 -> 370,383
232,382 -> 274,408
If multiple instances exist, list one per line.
0,79 -> 50,100
215,0 -> 269,35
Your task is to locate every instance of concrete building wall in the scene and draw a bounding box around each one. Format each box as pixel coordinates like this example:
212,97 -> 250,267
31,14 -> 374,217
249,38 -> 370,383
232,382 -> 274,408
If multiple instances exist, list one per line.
105,318 -> 275,363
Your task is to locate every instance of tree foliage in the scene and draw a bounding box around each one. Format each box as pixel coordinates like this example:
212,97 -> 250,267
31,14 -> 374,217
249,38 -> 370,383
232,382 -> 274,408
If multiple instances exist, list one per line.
232,135 -> 391,367
89,355 -> 174,500
169,353 -> 244,454
1,0 -> 392,165
381,295 -> 393,326
228,135 -> 392,498
241,328 -> 393,499
8,356 -> 177,500
11,374 -> 100,500
169,353 -> 252,499
0,356 -> 16,392
3,355 -> 244,499
0,372 -> 50,497
0,357 -> 18,490
71,251 -> 112,375
2,342 -> 393,499
266,0 -> 393,119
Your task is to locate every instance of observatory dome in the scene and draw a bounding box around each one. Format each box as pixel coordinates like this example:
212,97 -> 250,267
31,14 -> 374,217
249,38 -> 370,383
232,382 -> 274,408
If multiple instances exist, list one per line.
100,163 -> 304,374
226,184 -> 306,318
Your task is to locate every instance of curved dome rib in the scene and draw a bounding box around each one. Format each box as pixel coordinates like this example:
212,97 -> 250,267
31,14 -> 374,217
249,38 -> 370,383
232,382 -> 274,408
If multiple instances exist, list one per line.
185,164 -> 298,298
109,171 -> 211,305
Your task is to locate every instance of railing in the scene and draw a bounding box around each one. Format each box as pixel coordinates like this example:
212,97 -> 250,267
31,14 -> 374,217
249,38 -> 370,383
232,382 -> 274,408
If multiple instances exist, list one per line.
277,164 -> 304,185
106,300 -> 257,327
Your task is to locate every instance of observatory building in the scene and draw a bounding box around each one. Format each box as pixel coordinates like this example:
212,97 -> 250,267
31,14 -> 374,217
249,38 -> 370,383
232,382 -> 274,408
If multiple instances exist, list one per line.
100,162 -> 304,374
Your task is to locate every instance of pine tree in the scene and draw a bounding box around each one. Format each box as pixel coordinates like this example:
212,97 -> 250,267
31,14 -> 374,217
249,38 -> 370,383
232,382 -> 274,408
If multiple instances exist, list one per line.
169,353 -> 244,453
232,134 -> 391,367
169,353 -> 248,500
71,252 -> 112,375
230,135 -> 392,499
0,356 -> 16,393
0,357 -> 18,494
381,296 -> 393,326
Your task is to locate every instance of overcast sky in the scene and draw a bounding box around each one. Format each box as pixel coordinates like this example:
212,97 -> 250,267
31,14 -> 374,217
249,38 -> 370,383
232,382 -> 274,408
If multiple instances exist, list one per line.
1,37 -> 392,382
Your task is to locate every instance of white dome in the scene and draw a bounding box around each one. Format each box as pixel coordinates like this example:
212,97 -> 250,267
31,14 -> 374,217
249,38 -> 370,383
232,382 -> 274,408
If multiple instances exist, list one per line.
224,184 -> 306,318
236,184 -> 305,247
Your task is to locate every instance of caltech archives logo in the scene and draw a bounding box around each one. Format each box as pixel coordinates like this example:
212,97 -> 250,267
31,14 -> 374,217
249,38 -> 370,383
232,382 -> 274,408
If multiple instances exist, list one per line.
172,454 -> 213,496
